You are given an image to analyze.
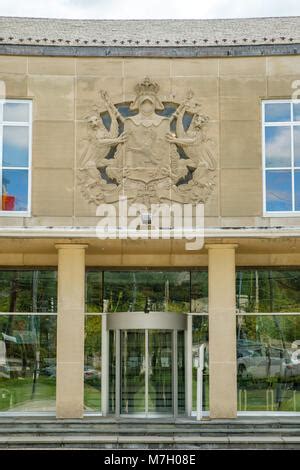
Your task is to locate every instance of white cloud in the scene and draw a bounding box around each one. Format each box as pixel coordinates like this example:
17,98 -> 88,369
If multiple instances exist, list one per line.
0,0 -> 300,19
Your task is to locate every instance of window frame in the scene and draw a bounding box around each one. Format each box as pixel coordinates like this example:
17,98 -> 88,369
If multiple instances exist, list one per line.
262,99 -> 300,217
0,99 -> 32,217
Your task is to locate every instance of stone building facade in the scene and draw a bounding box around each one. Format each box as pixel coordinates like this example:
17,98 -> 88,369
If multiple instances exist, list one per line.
0,16 -> 300,420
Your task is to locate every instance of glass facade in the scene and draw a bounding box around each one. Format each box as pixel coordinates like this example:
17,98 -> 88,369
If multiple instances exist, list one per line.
236,268 -> 300,413
237,315 -> 300,412
0,269 -> 57,413
84,316 -> 101,412
0,315 -> 56,412
86,269 -> 208,314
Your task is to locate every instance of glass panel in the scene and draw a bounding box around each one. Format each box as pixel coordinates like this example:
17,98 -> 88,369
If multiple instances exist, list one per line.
109,330 -> 116,414
237,315 -> 300,412
3,126 -> 29,167
121,330 -> 145,414
104,271 -> 190,313
3,103 -> 29,122
148,330 -> 172,414
293,103 -> 300,121
266,170 -> 292,212
191,271 -> 208,313
265,127 -> 291,168
236,269 -> 300,313
265,103 -> 291,122
295,170 -> 300,211
177,330 -> 185,414
192,316 -> 209,412
86,271 -> 102,313
0,315 -> 56,412
0,270 -> 57,313
84,316 -> 101,412
294,126 -> 300,167
2,169 -> 28,211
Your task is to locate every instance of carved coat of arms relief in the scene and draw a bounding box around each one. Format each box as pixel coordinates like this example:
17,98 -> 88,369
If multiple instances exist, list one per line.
78,77 -> 216,207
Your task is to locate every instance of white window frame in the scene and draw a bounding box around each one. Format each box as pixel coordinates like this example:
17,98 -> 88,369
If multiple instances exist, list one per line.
262,99 -> 300,217
0,99 -> 32,217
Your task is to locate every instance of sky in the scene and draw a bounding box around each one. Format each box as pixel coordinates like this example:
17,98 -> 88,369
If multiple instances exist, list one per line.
0,0 -> 300,20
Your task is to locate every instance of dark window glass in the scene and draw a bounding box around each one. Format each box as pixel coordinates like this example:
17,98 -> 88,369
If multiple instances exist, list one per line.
0,315 -> 56,412
0,270 -> 57,313
265,103 -> 291,122
103,271 -> 190,313
236,269 -> 300,313
85,271 -> 102,313
266,170 -> 292,212
191,271 -> 208,313
84,316 -> 101,412
237,315 -> 300,412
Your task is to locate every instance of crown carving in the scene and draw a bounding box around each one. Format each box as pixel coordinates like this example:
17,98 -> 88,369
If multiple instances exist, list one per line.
134,76 -> 159,96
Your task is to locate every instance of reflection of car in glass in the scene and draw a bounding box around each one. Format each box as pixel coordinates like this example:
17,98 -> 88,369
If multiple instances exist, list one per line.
42,365 -> 101,380
237,340 -> 298,379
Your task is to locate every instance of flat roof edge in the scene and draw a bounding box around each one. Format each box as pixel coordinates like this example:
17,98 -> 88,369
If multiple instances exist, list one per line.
1,43 -> 300,58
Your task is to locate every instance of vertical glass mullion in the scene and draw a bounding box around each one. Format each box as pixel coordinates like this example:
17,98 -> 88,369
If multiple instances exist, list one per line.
291,102 -> 296,211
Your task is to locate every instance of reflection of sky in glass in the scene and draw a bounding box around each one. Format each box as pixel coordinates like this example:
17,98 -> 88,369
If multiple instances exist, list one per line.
294,126 -> 300,166
293,103 -> 300,121
2,170 -> 28,211
265,103 -> 291,122
265,126 -> 291,167
2,126 -> 29,167
295,170 -> 300,211
266,170 -> 292,211
3,103 -> 29,122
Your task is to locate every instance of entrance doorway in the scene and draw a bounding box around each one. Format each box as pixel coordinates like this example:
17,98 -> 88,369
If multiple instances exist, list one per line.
107,312 -> 186,417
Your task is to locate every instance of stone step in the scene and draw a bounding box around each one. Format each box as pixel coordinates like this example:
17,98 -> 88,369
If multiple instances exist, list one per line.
0,426 -> 300,435
0,434 -> 299,449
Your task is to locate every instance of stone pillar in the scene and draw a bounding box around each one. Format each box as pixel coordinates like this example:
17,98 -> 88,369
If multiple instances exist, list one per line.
55,243 -> 88,419
206,244 -> 238,419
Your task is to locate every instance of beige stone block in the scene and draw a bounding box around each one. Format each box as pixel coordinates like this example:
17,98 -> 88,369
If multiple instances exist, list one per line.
0,217 -> 24,227
170,254 -> 208,266
32,169 -> 74,216
267,56 -> 300,75
86,254 -> 123,266
32,121 -> 74,168
220,217 -> 257,227
204,174 -> 219,217
0,55 -> 27,74
267,75 -> 299,97
23,254 -> 58,265
219,57 -> 266,76
220,76 -> 266,98
24,216 -> 74,227
76,58 -> 123,76
220,121 -> 261,168
0,73 -> 27,97
209,362 -> 237,419
171,58 -> 218,76
122,254 -> 171,266
0,253 -> 24,265
74,186 -> 99,217
28,75 -> 74,120
76,76 -> 123,120
172,76 -> 218,100
28,57 -> 75,75
56,362 -> 84,418
220,169 -> 262,217
124,58 -> 171,77
204,216 -> 221,227
124,77 -> 171,102
220,97 -> 260,121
